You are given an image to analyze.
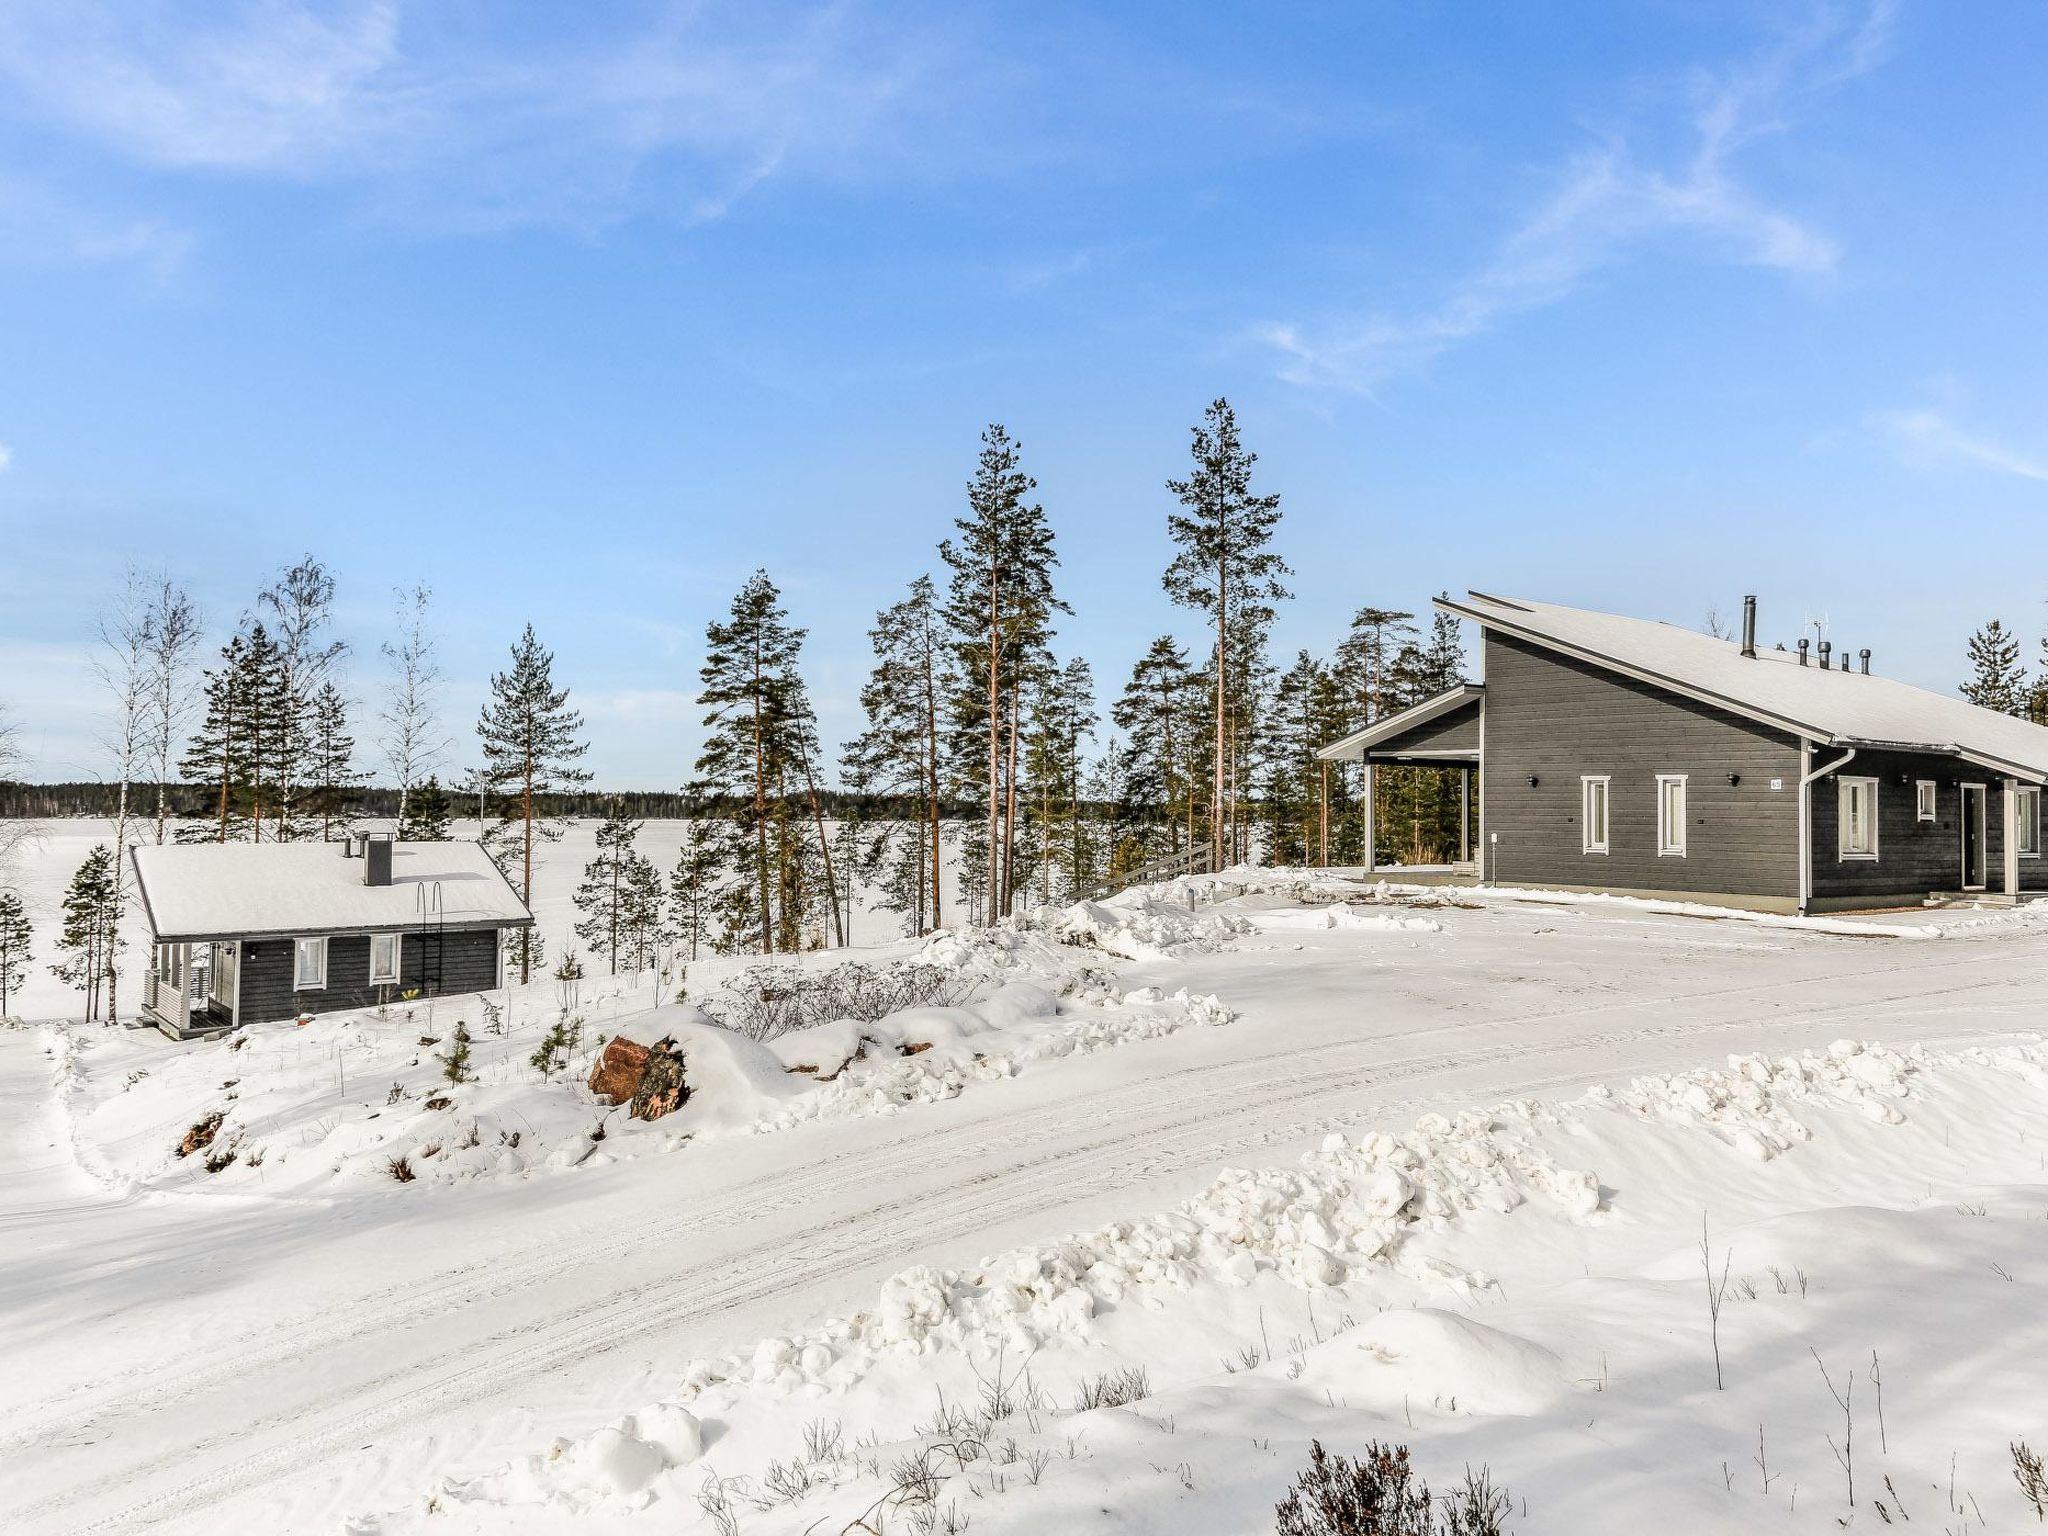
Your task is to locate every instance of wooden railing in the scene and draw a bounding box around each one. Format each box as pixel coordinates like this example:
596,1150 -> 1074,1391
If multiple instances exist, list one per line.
1084,843 -> 1215,902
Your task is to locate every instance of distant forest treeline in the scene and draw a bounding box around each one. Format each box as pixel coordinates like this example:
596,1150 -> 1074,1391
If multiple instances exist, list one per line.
0,781 -> 989,822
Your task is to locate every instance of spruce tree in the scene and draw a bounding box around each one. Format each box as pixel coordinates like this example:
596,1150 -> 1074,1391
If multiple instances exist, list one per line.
180,633 -> 251,844
1961,619 -> 2027,716
477,625 -> 591,982
258,556 -> 347,840
1163,398 -> 1289,870
50,846 -> 120,1021
304,681 -> 366,841
0,891 -> 31,1017
400,775 -> 454,840
573,799 -> 642,975
620,851 -> 669,971
939,425 -> 1067,923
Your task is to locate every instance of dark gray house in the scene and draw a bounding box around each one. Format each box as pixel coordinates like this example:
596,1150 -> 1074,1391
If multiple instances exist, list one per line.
1321,592 -> 2048,913
131,837 -> 535,1039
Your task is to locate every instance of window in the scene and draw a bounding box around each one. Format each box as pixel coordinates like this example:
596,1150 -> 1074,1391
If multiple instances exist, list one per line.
294,936 -> 328,990
1581,776 -> 1610,854
2020,787 -> 2043,859
369,932 -> 402,985
1839,777 -> 1879,860
1916,780 -> 1937,823
1655,774 -> 1687,857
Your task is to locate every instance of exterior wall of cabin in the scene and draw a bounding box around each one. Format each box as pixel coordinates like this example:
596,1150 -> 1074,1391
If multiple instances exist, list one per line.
1481,633 -> 1804,903
234,925 -> 505,1024
1807,750 -> 2046,905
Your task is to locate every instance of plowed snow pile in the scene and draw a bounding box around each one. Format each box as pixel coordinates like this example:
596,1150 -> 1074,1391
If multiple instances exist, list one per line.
47,887 -> 1244,1197
377,1036 -> 2048,1535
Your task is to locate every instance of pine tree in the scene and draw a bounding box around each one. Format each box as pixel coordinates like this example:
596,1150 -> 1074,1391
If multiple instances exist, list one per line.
1022,657 -> 1096,904
690,572 -> 824,955
1111,636 -> 1196,855
50,846 -> 120,1021
304,681 -> 366,841
940,425 -> 1068,923
573,799 -> 643,975
180,633 -> 251,844
400,775 -> 453,840
0,891 -> 31,1017
845,575 -> 950,934
1962,619 -> 2027,716
530,1014 -> 578,1078
438,1019 -> 473,1084
669,820 -> 720,962
620,851 -> 670,971
477,625 -> 591,983
1164,398 -> 1289,869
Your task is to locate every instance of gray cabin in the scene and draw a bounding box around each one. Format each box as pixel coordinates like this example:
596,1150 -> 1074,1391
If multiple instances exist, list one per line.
1321,592 -> 2048,914
130,837 -> 535,1039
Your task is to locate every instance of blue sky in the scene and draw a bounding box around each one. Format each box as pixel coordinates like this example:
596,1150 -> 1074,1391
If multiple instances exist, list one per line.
1,0 -> 2044,787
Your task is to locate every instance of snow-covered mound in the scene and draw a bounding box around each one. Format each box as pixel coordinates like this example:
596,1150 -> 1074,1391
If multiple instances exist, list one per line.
45,951 -> 1237,1197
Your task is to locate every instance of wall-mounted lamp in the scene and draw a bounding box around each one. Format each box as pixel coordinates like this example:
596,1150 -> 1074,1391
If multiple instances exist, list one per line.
1526,774 -> 1540,787
1727,773 -> 1741,787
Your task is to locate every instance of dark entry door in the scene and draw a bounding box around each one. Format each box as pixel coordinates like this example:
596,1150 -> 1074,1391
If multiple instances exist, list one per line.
1961,784 -> 1986,889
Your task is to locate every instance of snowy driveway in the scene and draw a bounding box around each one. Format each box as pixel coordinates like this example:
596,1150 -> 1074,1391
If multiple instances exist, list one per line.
2,896 -> 2042,1534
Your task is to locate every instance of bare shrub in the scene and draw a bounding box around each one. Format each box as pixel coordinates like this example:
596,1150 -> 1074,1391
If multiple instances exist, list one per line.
386,1154 -> 415,1183
1073,1366 -> 1151,1413
2015,1440 -> 2047,1521
1438,1466 -> 1515,1535
1276,1440 -> 1432,1536
704,961 -> 978,1043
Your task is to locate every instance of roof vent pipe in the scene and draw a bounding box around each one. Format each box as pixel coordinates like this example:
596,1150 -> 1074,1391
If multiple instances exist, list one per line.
1740,595 -> 1757,658
1797,638 -> 1810,666
1818,640 -> 1832,668
1841,651 -> 1850,671
1859,648 -> 1871,675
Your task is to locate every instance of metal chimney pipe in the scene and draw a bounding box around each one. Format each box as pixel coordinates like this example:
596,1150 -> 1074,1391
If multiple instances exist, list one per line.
1797,638 -> 1810,666
1818,640 -> 1832,668
1859,648 -> 1871,675
1740,595 -> 1757,658
1841,652 -> 1850,671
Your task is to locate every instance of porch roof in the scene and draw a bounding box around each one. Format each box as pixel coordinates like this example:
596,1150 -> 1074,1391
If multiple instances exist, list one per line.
1317,684 -> 1483,763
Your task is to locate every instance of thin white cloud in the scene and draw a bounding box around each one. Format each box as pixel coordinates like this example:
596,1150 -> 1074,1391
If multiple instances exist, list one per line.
1873,408 -> 2048,483
0,444 -> 10,472
1258,4 -> 1891,391
0,1 -> 959,236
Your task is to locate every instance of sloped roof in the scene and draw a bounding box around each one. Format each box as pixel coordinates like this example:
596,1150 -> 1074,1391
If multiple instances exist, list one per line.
1317,684 -> 1483,762
131,840 -> 535,942
1439,591 -> 2048,782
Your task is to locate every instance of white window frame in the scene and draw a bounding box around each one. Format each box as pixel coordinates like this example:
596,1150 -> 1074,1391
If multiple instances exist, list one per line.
1581,775 -> 1610,855
2020,787 -> 2043,859
1915,780 -> 1937,823
1838,777 -> 1880,861
294,935 -> 329,991
1655,774 -> 1688,857
369,931 -> 402,985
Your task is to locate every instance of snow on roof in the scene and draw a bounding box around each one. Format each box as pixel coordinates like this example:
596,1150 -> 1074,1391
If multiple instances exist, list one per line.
1441,591 -> 2048,782
130,840 -> 535,942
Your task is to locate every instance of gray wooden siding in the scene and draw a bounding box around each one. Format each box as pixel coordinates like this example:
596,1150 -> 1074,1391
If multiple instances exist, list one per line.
1808,751 -> 2046,901
235,926 -> 503,1024
1481,633 -> 1803,899
1367,698 -> 1481,758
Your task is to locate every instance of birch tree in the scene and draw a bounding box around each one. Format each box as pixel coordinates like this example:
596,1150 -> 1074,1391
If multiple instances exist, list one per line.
1164,398 -> 1288,870
141,574 -> 201,844
95,568 -> 154,1023
257,556 -> 347,840
379,584 -> 449,835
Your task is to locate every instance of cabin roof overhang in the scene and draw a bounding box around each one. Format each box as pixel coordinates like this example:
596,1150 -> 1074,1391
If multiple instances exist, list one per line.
1317,684 -> 1483,762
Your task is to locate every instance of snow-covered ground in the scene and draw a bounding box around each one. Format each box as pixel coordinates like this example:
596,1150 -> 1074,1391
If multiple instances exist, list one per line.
4,865 -> 2047,1535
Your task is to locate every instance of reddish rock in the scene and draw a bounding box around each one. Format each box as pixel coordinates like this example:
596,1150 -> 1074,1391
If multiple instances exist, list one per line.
178,1110 -> 225,1158
588,1034 -> 653,1105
